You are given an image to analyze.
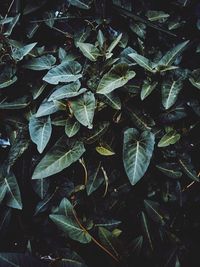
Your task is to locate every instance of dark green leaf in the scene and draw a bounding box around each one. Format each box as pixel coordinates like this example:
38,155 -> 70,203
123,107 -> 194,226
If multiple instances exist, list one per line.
32,137 -> 85,179
123,128 -> 155,185
161,79 -> 183,109
97,64 -> 135,94
70,92 -> 96,129
49,198 -> 92,243
43,62 -> 82,85
23,55 -> 56,70
29,115 -> 52,153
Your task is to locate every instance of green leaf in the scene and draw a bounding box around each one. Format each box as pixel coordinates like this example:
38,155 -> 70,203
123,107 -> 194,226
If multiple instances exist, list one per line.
74,27 -> 91,47
126,107 -> 155,131
144,199 -> 168,225
23,55 -> 56,70
97,30 -> 106,49
96,144 -> 115,156
70,92 -> 96,129
29,115 -> 52,153
146,10 -> 170,22
156,163 -> 182,178
12,42 -> 37,61
48,81 -> 87,101
67,0 -> 92,9
65,117 -> 80,137
98,227 -> 119,259
178,158 -> 199,182
43,61 -> 82,85
32,178 -> 49,199
123,128 -> 155,185
32,137 -> 85,179
189,69 -> 200,89
0,253 -> 48,267
128,53 -> 156,72
97,63 -> 135,94
157,40 -> 189,67
86,161 -> 104,196
161,79 -> 183,109
4,14 -> 20,36
119,47 -> 137,65
141,80 -> 158,100
36,100 -> 60,117
0,66 -> 17,89
130,22 -> 146,39
31,82 -> 47,100
34,188 -> 57,215
106,33 -> 122,54
100,92 -> 122,110
49,198 -> 91,243
77,42 -> 100,61
83,122 -> 110,144
158,130 -> 180,147
0,96 -> 31,109
0,171 -> 22,210
4,128 -> 30,168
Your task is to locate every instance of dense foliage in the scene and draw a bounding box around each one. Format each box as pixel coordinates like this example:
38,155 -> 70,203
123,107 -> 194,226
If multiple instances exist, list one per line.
0,0 -> 200,266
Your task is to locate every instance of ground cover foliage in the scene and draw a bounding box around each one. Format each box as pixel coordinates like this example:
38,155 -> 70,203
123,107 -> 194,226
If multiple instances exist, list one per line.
0,0 -> 200,266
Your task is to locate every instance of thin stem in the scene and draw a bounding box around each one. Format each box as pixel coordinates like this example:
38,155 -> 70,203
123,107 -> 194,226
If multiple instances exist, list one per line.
72,209 -> 119,262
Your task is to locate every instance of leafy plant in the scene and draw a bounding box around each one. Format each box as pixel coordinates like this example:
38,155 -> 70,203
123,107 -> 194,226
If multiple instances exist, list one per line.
0,0 -> 200,267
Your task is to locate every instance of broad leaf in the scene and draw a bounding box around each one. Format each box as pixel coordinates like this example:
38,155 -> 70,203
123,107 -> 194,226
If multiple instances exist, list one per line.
144,199 -> 169,225
48,81 -> 87,101
106,33 -> 122,54
43,61 -> 82,85
157,40 -> 189,67
141,80 -> 158,100
178,157 -> 199,182
0,66 -> 17,89
97,64 -> 135,94
158,130 -> 180,147
77,42 -> 100,61
146,10 -> 170,22
123,128 -> 155,185
97,29 -> 106,49
11,42 -> 37,61
86,161 -> 104,196
100,92 -> 122,110
70,91 -> 96,129
0,171 -> 22,210
156,163 -> 182,178
50,198 -> 91,243
65,117 -> 80,137
83,121 -> 110,144
29,115 -> 52,153
32,137 -> 85,179
130,22 -> 146,39
36,100 -> 60,117
98,227 -> 119,259
128,53 -> 156,72
126,107 -> 155,131
0,96 -> 31,109
161,79 -> 183,109
32,178 -> 50,199
96,144 -> 115,156
23,55 -> 56,70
